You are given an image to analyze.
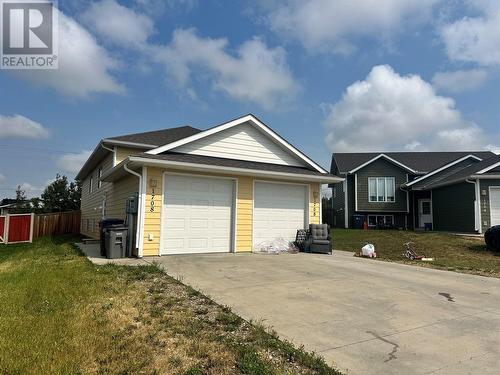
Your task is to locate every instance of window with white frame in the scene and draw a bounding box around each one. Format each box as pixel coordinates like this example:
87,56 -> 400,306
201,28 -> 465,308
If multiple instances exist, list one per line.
368,177 -> 395,202
368,215 -> 394,227
98,168 -> 102,189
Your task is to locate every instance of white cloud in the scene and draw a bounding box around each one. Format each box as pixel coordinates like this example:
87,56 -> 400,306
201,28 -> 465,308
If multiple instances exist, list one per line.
441,3 -> 500,66
432,69 -> 488,93
0,114 -> 49,139
17,9 -> 125,97
154,28 -> 299,109
56,150 -> 92,174
324,65 -> 496,152
267,0 -> 441,53
81,0 -> 155,47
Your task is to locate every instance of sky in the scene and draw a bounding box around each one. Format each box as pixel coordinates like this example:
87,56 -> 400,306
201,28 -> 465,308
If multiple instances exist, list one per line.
1,0 -> 499,198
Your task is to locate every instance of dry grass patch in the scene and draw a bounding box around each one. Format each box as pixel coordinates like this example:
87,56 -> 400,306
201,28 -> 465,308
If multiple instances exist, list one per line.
0,236 -> 342,375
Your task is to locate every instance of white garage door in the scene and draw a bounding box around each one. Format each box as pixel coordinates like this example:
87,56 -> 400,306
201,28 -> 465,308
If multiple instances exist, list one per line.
490,187 -> 500,226
161,174 -> 234,255
253,182 -> 307,247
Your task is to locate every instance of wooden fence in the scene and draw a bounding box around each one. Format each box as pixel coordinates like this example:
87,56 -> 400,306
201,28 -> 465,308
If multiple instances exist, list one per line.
33,211 -> 81,238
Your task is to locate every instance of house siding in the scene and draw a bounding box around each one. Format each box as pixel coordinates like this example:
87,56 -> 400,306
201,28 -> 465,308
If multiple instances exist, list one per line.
115,147 -> 148,165
80,152 -> 139,239
355,158 -> 408,212
332,179 -> 345,228
171,122 -> 307,167
479,179 -> 500,232
140,167 -> 321,256
432,182 -> 475,232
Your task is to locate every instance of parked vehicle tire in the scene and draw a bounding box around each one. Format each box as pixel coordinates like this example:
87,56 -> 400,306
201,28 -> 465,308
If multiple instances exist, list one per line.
485,225 -> 500,252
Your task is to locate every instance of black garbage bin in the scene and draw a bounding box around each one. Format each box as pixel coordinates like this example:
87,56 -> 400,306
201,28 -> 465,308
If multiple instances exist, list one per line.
352,214 -> 365,229
485,225 -> 500,252
99,218 -> 124,256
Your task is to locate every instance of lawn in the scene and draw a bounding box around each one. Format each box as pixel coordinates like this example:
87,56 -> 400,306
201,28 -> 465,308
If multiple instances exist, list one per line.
0,236 -> 341,375
333,228 -> 500,277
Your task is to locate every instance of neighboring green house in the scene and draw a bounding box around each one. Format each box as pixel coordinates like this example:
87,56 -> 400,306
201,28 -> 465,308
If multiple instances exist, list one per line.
330,151 -> 500,233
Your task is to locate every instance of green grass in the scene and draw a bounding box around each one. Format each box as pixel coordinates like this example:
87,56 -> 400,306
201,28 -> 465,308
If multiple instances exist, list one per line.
333,228 -> 500,277
0,236 -> 342,375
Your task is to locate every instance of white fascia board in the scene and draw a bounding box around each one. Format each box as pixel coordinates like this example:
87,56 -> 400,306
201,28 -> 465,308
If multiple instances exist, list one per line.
145,114 -> 328,174
471,174 -> 500,179
128,156 -> 343,183
476,160 -> 500,174
405,154 -> 482,187
348,154 -> 417,174
102,139 -> 157,149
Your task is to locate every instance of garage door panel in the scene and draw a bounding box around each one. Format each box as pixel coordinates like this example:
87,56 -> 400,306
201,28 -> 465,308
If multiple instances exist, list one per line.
253,182 -> 307,247
490,188 -> 500,226
162,174 -> 234,254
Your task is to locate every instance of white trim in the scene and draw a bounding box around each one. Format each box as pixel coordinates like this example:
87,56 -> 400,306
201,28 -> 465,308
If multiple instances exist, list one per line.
406,154 -> 482,187
348,154 -> 417,174
368,177 -> 396,203
344,179 -> 349,228
417,198 -> 433,228
354,174 -> 358,211
489,186 -> 500,229
476,179 -> 482,233
113,146 -> 117,167
319,182 -> 323,224
102,138 -> 157,148
477,160 -> 500,174
252,179 -> 310,248
138,166 -> 147,258
4,214 -> 9,244
471,174 -> 500,179
367,214 -> 394,227
406,174 -> 410,213
29,213 -> 34,243
160,172 -> 237,255
145,114 -> 328,174
128,156 -> 343,183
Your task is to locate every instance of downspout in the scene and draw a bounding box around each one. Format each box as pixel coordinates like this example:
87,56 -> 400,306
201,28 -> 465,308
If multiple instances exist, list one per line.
466,179 -> 481,233
124,161 -> 143,257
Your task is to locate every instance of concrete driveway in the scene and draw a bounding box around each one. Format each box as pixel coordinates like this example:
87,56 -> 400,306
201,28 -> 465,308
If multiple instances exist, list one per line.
152,251 -> 500,375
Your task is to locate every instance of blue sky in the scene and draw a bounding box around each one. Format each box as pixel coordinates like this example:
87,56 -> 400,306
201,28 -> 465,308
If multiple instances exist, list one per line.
1,0 -> 499,198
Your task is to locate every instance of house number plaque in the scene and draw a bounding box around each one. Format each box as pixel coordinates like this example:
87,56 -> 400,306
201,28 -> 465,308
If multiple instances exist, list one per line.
150,188 -> 155,212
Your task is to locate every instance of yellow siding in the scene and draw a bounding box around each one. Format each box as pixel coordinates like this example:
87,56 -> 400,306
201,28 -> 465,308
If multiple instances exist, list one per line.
80,152 -> 140,239
236,176 -> 253,252
139,169 -> 322,256
115,147 -> 148,164
142,167 -> 163,256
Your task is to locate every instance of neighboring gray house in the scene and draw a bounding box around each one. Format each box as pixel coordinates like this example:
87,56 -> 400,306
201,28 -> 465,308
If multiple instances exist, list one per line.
331,151 -> 500,233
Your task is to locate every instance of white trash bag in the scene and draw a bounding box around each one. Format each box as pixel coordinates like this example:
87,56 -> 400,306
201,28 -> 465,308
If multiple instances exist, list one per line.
253,237 -> 298,254
361,243 -> 377,258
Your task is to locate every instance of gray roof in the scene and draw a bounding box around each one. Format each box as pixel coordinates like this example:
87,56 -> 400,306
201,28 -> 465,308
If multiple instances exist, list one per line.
331,151 -> 496,174
106,126 -> 201,147
135,152 -> 336,177
423,155 -> 500,189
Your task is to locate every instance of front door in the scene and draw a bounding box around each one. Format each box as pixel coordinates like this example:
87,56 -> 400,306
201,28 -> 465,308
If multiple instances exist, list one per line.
418,199 -> 432,228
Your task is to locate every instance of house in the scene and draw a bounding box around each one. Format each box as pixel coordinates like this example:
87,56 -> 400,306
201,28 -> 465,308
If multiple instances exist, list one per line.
76,114 -> 342,257
330,151 -> 500,233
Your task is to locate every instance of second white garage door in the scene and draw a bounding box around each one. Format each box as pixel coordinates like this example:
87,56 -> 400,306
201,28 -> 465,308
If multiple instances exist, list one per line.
490,187 -> 500,226
253,181 -> 308,247
161,174 -> 234,255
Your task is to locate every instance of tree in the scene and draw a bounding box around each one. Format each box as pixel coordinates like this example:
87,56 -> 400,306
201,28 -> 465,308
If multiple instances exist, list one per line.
41,175 -> 81,212
10,186 -> 31,214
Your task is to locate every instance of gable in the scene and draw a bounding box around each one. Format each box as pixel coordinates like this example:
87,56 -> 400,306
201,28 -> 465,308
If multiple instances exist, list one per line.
169,121 -> 309,167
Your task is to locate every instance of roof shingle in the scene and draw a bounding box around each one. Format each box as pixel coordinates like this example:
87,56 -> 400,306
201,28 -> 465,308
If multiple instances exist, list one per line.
106,126 -> 201,147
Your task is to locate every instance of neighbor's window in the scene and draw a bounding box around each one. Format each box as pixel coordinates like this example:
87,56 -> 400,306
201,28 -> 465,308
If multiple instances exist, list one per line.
89,175 -> 93,194
368,177 -> 395,202
368,215 -> 394,227
98,168 -> 102,188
